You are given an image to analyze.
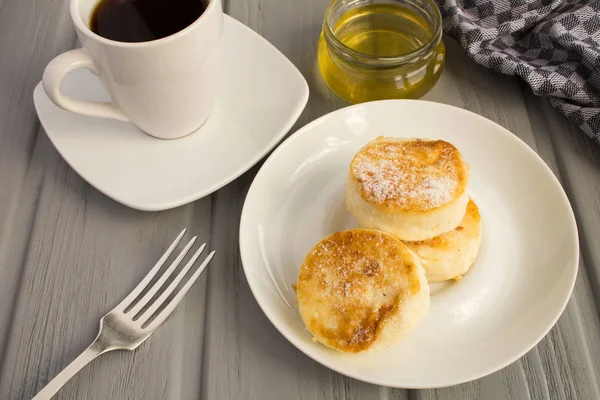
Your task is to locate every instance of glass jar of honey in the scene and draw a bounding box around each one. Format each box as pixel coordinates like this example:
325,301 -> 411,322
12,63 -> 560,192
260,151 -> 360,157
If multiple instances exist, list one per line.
318,0 -> 445,103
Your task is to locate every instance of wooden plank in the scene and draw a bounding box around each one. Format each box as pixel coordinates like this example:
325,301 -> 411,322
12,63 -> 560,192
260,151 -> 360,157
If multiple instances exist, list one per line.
0,0 -> 74,367
0,130 -> 213,399
0,1 -> 213,399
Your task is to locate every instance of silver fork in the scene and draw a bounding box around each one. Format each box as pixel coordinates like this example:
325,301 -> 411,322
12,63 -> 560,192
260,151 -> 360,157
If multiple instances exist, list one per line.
32,229 -> 215,400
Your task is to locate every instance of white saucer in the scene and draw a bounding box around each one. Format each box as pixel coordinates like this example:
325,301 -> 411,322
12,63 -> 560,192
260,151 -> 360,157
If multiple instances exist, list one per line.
33,15 -> 308,211
239,100 -> 579,388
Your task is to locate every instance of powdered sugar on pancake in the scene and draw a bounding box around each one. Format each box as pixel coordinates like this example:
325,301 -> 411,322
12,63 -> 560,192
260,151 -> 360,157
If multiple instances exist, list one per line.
296,229 -> 420,352
351,139 -> 466,211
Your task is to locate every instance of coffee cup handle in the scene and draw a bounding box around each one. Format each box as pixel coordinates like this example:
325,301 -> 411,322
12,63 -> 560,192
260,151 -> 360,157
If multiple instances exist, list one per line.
42,49 -> 129,121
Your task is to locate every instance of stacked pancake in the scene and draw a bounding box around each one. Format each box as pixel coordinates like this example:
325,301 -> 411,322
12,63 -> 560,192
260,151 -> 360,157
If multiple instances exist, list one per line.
295,137 -> 481,353
346,137 -> 481,282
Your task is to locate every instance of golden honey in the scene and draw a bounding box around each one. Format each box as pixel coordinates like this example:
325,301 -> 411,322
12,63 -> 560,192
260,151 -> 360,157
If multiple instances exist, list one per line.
318,0 -> 445,103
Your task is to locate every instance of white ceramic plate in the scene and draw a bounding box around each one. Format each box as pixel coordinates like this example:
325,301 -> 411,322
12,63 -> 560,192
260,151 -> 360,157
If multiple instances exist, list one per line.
239,100 -> 579,388
33,15 -> 308,211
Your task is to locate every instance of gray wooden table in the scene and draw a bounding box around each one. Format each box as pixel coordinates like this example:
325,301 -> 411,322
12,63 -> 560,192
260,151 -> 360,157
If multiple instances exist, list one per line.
1,0 -> 600,399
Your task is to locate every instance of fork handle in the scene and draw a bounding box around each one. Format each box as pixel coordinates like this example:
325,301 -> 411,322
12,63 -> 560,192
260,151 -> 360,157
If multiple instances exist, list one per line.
32,339 -> 106,400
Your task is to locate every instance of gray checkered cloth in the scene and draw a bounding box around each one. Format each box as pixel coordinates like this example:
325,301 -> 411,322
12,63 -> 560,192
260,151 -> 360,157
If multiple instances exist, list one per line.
436,0 -> 600,144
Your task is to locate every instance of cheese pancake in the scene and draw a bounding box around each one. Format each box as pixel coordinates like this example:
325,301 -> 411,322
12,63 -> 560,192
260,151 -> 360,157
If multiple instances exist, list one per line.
296,229 -> 430,353
346,137 -> 469,241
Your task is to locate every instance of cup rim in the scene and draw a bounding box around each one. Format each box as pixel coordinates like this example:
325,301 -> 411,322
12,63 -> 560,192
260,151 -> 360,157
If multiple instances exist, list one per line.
71,0 -> 220,47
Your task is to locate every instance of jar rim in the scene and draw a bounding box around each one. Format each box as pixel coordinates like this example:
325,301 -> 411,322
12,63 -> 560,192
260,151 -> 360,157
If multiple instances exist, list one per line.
323,0 -> 443,68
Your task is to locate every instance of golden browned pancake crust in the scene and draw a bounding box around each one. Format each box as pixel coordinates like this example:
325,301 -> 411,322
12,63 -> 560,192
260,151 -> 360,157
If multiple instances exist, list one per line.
404,199 -> 482,281
296,229 -> 421,353
349,137 -> 469,213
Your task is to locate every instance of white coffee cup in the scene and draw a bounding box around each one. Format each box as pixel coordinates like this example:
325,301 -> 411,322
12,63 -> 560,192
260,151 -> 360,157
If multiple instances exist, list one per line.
43,0 -> 223,139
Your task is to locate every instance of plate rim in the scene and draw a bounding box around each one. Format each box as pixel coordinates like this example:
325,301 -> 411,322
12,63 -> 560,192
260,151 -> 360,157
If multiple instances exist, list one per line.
33,14 -> 309,212
239,99 -> 580,388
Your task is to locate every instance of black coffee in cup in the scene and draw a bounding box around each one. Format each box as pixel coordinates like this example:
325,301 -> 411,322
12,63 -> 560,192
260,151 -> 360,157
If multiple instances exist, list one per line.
90,0 -> 207,43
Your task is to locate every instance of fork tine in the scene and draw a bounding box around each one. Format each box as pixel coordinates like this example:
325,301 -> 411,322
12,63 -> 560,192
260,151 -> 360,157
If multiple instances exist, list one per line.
127,236 -> 198,317
119,229 -> 187,312
141,250 -> 215,330
136,244 -> 207,324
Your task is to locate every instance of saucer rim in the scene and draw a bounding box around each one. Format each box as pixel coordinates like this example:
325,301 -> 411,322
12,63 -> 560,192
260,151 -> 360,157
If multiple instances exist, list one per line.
33,14 -> 309,211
